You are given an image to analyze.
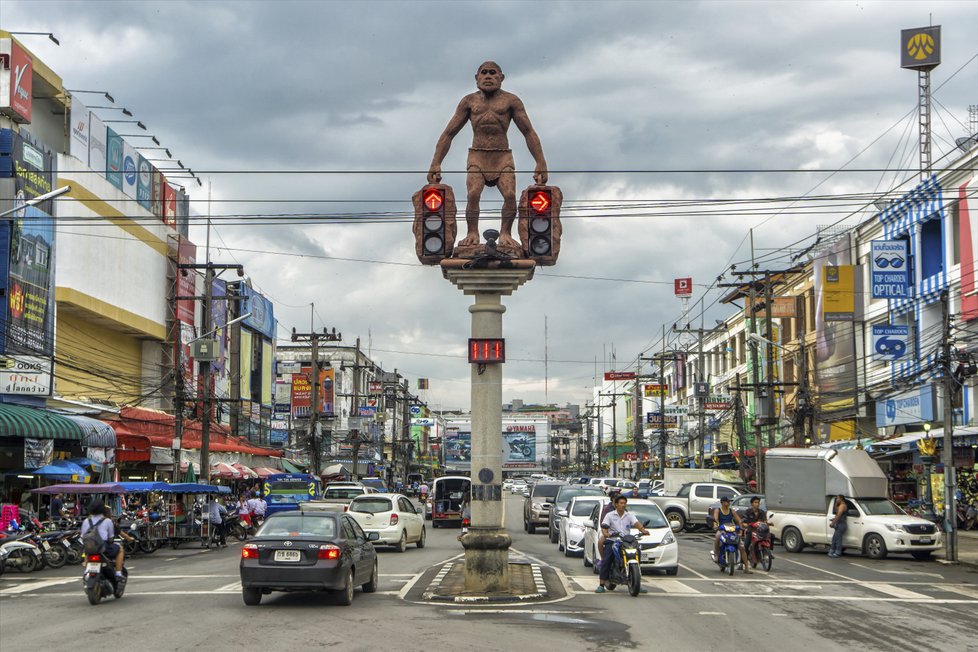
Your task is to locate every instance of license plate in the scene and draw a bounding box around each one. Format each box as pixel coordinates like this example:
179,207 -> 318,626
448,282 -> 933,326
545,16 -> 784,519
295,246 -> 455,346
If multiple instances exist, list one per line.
62,540 -> 72,548
85,563 -> 100,572
274,550 -> 301,562
41,541 -> 50,550
642,553 -> 656,562
916,537 -> 933,544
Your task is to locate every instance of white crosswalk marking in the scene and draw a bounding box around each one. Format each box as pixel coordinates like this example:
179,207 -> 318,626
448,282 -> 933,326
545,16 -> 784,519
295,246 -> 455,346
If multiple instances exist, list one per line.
942,584 -> 978,599
569,576 -> 701,594
0,578 -> 78,594
864,583 -> 933,600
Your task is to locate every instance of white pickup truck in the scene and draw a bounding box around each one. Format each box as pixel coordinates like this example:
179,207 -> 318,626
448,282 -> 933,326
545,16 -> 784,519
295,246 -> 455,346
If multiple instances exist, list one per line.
766,448 -> 942,560
770,496 -> 942,560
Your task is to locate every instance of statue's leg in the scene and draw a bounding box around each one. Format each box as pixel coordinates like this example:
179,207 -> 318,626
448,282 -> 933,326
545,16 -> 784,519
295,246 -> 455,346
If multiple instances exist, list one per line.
461,163 -> 486,246
497,166 -> 519,251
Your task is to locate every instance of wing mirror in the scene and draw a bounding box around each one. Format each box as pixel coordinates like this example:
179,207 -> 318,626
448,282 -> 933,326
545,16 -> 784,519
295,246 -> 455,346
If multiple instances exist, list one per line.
367,532 -> 380,541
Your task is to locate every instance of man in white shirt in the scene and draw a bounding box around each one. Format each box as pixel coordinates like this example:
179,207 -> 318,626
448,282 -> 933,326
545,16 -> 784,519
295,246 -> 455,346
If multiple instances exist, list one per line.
596,495 -> 650,593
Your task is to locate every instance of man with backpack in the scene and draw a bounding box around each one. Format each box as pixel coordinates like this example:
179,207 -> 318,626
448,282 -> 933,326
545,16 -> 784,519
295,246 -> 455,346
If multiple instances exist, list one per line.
81,502 -> 129,585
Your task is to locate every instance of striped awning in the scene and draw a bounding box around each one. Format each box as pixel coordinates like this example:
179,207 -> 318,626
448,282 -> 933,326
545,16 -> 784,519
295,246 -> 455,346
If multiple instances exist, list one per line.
0,404 -> 85,441
57,414 -> 117,448
281,459 -> 304,474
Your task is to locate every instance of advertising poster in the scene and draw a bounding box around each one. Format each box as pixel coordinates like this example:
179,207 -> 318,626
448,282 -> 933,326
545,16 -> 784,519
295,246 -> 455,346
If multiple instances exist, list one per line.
822,264 -> 856,321
68,96 -> 90,164
175,237 -> 196,385
24,438 -> 53,469
444,430 -> 471,468
240,284 -> 275,339
872,324 -> 909,362
88,112 -> 106,177
0,39 -> 33,123
870,240 -> 909,299
290,372 -> 312,418
209,277 -> 229,411
106,127 -> 123,190
318,367 -> 335,417
121,140 -> 138,200
274,380 -> 291,416
151,169 -> 163,217
959,178 -> 978,322
815,234 -> 857,416
136,153 -> 152,210
162,182 -> 177,227
7,204 -> 56,357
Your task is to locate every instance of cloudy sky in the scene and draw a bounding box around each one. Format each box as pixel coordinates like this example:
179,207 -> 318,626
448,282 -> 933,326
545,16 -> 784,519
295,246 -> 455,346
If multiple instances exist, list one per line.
6,0 -> 977,410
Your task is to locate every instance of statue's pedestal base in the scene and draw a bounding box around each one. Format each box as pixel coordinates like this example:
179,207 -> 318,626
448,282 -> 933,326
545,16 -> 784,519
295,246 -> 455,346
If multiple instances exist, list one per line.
453,241 -> 524,259
460,528 -> 512,592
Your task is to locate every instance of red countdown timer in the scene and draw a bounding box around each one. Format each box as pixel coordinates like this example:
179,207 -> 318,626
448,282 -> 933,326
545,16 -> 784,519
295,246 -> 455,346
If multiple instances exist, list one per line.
468,338 -> 506,364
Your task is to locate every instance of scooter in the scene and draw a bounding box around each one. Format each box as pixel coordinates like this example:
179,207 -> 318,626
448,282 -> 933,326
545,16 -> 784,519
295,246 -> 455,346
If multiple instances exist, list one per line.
0,538 -> 43,573
715,523 -> 742,576
745,522 -> 774,572
83,547 -> 128,605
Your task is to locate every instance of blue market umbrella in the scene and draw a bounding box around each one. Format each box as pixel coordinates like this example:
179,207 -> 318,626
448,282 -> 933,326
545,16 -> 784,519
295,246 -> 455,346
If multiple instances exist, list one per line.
30,460 -> 91,483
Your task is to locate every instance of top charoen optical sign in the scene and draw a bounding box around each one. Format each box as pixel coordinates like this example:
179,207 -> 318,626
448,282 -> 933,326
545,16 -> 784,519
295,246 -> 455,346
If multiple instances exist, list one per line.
901,26 -> 940,71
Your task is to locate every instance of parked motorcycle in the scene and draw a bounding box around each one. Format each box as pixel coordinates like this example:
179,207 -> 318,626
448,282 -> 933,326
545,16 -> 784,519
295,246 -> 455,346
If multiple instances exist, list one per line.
715,523 -> 742,576
0,538 -> 43,573
83,549 -> 128,605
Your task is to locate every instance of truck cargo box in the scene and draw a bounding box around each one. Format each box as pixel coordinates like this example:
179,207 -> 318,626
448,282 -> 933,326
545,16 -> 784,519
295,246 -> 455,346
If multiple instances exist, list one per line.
765,448 -> 888,513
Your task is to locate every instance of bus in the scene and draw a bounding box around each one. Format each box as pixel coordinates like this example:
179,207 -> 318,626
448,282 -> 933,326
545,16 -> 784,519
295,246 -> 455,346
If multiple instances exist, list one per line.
262,473 -> 321,515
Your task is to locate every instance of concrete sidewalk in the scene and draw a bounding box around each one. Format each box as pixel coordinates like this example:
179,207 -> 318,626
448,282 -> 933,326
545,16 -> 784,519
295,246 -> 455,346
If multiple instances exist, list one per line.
938,529 -> 978,567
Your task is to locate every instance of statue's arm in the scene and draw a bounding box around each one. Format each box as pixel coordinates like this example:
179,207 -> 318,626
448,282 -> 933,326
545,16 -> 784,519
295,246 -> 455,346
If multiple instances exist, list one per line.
512,98 -> 548,185
428,98 -> 470,183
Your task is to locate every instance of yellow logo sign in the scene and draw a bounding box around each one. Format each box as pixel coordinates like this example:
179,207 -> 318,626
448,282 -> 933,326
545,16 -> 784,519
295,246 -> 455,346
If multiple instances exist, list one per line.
906,32 -> 935,60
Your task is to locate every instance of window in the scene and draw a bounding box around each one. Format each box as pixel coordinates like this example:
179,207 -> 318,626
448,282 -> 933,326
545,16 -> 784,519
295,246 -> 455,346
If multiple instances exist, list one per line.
341,518 -> 357,540
259,515 -> 336,538
949,203 -> 960,265
348,518 -> 368,540
920,218 -> 942,278
572,500 -> 600,517
694,485 -> 713,498
398,498 -> 414,513
717,487 -> 736,500
350,498 -> 393,514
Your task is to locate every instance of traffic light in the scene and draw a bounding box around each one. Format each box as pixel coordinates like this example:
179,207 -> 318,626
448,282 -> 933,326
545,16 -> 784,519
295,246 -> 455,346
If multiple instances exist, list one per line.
518,185 -> 562,265
412,184 -> 457,265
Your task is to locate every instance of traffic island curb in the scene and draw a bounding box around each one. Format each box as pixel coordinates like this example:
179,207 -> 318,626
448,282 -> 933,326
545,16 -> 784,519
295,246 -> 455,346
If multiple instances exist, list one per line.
407,559 -> 566,604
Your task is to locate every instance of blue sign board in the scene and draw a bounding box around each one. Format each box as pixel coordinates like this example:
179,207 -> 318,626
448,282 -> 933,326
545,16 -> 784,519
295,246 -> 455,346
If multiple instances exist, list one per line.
240,284 -> 275,339
870,240 -> 909,299
358,406 -> 378,416
875,384 -> 939,427
872,324 -> 909,362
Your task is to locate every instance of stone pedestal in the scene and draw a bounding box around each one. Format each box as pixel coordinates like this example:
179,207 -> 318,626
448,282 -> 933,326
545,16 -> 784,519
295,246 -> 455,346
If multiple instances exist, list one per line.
442,260 -> 535,593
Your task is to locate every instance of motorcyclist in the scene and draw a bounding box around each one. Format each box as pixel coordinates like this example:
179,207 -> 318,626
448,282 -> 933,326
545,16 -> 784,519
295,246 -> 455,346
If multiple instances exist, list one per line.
711,495 -> 750,573
595,494 -> 650,593
740,496 -> 769,566
81,502 -> 133,585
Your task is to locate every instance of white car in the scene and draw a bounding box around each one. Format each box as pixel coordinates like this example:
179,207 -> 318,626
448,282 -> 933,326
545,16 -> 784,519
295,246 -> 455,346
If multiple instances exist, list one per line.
509,480 -> 528,494
558,496 -> 609,557
582,498 -> 679,576
346,493 -> 426,552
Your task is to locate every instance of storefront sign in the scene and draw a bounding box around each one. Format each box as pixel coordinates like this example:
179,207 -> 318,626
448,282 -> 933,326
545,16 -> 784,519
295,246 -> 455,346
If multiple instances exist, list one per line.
0,355 -> 52,395
876,384 -> 940,427
136,154 -> 152,211
68,96 -> 90,164
106,127 -> 123,190
872,324 -> 909,362
644,383 -> 667,396
870,240 -> 910,299
240,284 -> 275,339
646,412 -> 678,426
290,372 -> 311,418
822,264 -> 856,321
88,113 -> 106,175
0,39 -> 33,123
163,183 -> 177,227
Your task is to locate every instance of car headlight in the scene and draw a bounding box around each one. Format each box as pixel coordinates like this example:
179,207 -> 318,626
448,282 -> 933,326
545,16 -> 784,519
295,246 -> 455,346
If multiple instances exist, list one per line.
661,532 -> 675,545
884,523 -> 900,532
532,502 -> 544,510
568,522 -> 584,532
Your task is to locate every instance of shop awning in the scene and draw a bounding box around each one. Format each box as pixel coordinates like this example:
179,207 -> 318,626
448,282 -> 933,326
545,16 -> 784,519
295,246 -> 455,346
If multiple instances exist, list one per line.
232,463 -> 259,479
253,467 -> 279,478
281,459 -> 304,474
0,404 -> 85,441
212,462 -> 242,479
865,426 -> 978,452
57,414 -> 117,448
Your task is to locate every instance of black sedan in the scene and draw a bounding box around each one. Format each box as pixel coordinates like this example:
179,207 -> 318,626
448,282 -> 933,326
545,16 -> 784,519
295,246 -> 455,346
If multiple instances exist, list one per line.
239,511 -> 380,606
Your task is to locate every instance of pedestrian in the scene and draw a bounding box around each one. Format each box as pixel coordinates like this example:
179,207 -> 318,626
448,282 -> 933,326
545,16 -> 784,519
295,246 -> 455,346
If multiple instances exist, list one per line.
237,494 -> 252,535
49,493 -> 65,522
828,494 -> 848,557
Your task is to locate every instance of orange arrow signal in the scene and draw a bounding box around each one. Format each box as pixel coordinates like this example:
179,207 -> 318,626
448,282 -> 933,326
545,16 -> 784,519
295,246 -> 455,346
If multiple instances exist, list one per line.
530,191 -> 550,213
424,189 -> 443,211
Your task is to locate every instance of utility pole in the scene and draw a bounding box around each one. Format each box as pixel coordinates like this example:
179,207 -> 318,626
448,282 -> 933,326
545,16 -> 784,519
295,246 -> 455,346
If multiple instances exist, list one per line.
200,260 -> 214,483
940,290 -> 957,562
290,325 -> 342,476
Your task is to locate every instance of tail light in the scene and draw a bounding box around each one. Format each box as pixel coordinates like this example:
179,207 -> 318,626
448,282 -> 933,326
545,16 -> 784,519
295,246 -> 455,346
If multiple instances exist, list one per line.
87,554 -> 102,562
317,544 -> 340,560
389,514 -> 399,526
241,544 -> 259,559
343,506 -> 348,512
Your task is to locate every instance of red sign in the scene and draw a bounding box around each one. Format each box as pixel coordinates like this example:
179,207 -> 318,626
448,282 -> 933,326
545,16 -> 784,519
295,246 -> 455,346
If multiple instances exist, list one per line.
469,338 -> 505,363
530,191 -> 551,213
163,183 -> 177,227
674,277 -> 693,297
7,41 -> 32,123
604,371 -> 636,381
291,373 -> 312,418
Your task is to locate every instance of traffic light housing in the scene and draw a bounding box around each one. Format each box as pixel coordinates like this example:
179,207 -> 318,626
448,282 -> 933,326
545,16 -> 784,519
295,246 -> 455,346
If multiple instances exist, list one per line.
518,185 -> 562,265
412,184 -> 457,264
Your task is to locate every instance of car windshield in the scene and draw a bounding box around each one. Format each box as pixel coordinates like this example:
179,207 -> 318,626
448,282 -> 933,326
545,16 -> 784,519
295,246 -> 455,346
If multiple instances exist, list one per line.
325,488 -> 364,499
533,484 -> 563,499
571,500 -> 602,516
350,498 -> 393,514
557,487 -> 602,505
258,515 -> 336,538
857,499 -> 904,516
628,505 -> 669,529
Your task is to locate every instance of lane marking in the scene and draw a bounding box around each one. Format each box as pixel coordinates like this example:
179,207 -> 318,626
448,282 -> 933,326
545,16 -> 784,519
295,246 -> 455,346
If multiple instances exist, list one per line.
699,611 -> 726,615
864,583 -> 933,600
446,609 -> 599,615
380,574 -> 415,577
776,556 -> 857,580
215,582 -> 240,592
678,563 -> 709,580
849,563 -> 944,579
772,613 -> 789,617
942,585 -> 978,599
658,579 -> 701,594
0,578 -> 77,594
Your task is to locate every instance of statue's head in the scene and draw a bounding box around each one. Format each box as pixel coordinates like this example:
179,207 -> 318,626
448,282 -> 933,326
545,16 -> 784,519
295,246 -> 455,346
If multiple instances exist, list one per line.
475,61 -> 504,93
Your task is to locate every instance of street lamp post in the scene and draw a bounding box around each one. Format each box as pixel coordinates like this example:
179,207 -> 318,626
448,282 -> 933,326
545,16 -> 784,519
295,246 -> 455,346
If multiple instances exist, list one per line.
918,427 -> 938,522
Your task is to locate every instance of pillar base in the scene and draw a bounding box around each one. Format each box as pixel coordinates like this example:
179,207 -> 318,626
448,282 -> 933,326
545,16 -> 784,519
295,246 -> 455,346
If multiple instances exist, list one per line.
460,527 -> 512,592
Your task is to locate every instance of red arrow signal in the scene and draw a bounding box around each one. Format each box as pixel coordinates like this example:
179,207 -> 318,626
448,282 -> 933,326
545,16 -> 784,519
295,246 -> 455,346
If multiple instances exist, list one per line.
424,189 -> 443,211
530,191 -> 550,213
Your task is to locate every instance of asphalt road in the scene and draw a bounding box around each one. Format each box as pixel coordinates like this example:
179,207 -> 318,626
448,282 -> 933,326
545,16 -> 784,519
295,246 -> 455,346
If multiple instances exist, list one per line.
2,495 -> 977,652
